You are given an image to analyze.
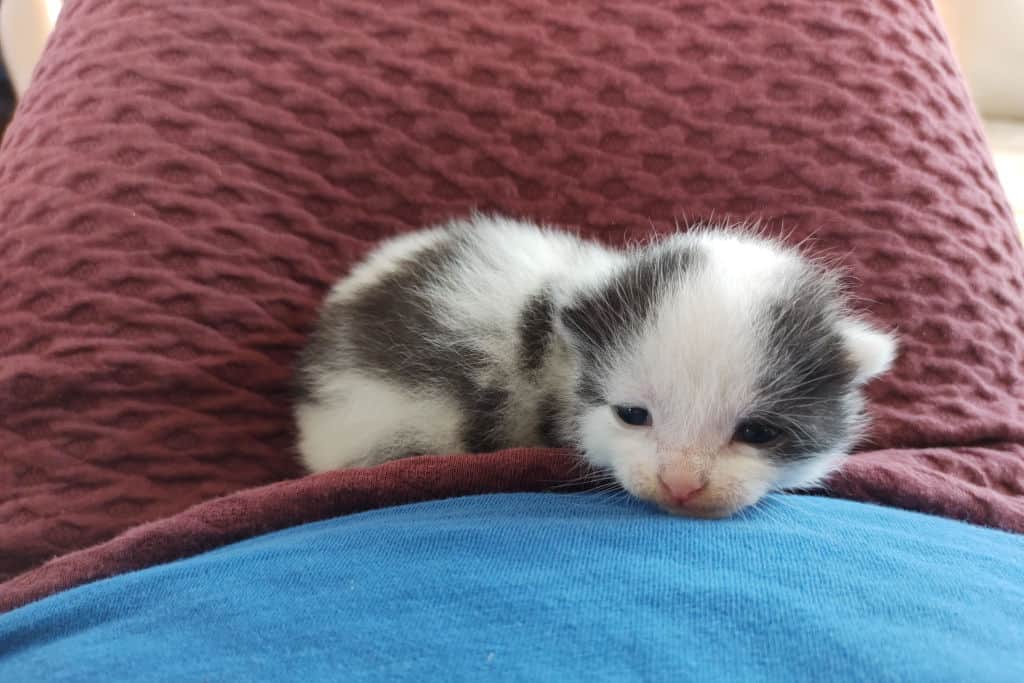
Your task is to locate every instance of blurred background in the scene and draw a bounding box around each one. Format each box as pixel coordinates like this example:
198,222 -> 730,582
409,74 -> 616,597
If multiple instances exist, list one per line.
0,0 -> 1021,229
934,0 -> 1024,230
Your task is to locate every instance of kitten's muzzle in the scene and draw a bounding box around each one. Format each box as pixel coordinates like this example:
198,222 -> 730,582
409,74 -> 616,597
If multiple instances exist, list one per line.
657,472 -> 707,506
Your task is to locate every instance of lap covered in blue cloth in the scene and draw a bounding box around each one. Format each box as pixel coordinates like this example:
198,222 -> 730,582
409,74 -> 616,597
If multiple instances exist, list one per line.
1,493 -> 1022,682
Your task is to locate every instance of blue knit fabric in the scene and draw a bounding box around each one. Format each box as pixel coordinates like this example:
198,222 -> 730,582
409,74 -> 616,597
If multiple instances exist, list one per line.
1,493 -> 1022,682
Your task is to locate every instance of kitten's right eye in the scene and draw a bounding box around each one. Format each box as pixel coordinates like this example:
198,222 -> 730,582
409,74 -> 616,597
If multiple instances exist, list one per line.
613,406 -> 652,427
733,420 -> 783,446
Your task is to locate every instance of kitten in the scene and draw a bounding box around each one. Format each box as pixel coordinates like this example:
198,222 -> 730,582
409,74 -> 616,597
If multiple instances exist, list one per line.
294,214 -> 896,518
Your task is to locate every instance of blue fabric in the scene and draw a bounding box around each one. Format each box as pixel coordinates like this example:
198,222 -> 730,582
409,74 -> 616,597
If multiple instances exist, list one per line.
1,493 -> 1022,682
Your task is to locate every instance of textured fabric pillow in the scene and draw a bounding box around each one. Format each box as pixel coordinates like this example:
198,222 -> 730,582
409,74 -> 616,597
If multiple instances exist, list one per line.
2,494 -> 1022,680
1,0 -> 1022,581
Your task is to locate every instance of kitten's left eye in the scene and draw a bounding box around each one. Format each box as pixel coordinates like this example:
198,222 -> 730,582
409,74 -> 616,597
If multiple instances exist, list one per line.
613,405 -> 652,427
733,420 -> 782,446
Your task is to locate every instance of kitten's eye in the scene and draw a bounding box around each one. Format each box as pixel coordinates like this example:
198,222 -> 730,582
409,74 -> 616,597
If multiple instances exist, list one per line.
733,420 -> 782,445
613,405 -> 652,427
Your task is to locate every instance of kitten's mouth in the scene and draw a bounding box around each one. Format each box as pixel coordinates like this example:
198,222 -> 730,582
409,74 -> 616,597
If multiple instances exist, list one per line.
616,470 -> 758,519
650,478 -> 731,519
651,480 -> 748,519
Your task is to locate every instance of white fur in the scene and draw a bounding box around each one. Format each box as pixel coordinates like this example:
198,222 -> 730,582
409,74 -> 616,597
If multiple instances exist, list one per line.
297,371 -> 463,471
298,215 -> 898,519
838,319 -> 898,384
772,449 -> 846,491
428,216 -> 621,382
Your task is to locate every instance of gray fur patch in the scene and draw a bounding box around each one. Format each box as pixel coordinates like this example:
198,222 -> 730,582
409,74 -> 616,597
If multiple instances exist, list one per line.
518,288 -> 555,373
459,385 -> 508,452
754,270 -> 859,462
295,240 -> 466,401
296,237 -> 523,454
561,244 -> 700,407
537,392 -> 571,448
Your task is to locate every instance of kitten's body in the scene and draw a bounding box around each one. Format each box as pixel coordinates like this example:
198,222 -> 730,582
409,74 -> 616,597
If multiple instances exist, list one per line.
295,216 -> 611,469
295,215 -> 896,518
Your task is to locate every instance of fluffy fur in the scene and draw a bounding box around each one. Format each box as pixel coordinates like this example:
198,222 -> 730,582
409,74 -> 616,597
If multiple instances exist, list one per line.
294,214 -> 897,518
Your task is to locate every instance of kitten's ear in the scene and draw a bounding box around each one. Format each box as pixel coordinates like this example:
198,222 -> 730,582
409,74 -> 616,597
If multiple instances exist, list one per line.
839,318 -> 898,384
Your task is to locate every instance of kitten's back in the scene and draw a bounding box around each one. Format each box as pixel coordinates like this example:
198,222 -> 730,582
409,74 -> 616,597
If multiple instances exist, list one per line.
295,215 -> 614,471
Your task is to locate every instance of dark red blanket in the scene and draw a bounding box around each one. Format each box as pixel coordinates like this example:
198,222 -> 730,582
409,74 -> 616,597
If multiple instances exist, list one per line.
1,0 -> 1022,610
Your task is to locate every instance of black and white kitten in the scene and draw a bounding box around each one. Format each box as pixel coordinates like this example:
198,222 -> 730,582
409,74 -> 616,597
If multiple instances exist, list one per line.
294,214 -> 897,518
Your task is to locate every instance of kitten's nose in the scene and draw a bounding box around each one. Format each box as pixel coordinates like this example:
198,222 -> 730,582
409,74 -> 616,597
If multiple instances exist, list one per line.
658,471 -> 708,505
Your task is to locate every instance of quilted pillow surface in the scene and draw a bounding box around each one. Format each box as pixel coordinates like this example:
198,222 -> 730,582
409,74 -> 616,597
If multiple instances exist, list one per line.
1,0 -> 1022,581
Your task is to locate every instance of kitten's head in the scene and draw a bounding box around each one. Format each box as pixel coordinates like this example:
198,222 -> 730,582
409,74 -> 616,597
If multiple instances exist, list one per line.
558,229 -> 897,518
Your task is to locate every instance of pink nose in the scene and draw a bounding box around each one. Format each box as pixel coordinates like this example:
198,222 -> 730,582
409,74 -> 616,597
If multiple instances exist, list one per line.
658,472 -> 707,505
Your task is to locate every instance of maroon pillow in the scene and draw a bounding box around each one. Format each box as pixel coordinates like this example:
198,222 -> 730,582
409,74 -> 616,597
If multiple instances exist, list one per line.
1,0 -> 1022,581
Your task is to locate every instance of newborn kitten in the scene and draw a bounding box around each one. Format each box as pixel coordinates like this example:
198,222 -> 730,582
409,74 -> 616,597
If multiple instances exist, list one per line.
294,214 -> 897,518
